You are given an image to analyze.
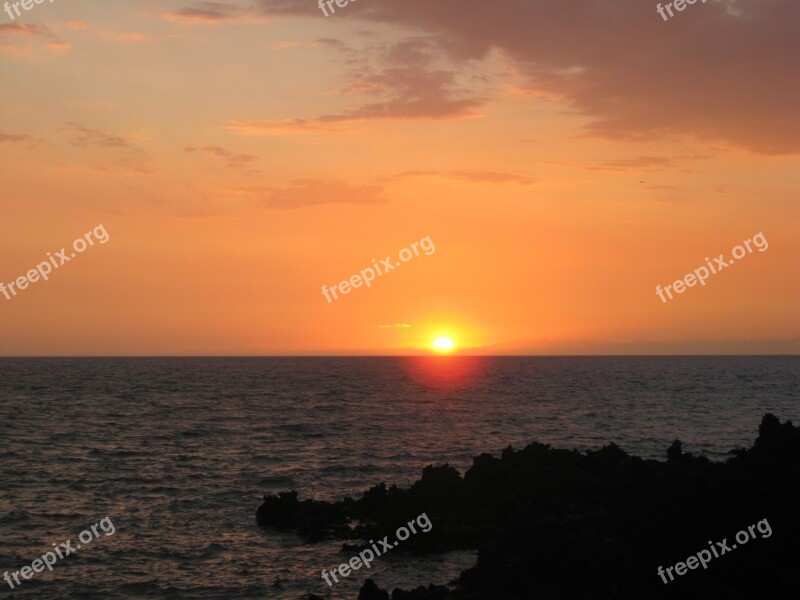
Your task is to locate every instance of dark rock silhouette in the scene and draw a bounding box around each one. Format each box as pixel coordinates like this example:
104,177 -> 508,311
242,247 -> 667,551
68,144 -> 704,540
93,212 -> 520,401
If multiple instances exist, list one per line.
257,414 -> 800,599
667,438 -> 683,461
358,579 -> 390,600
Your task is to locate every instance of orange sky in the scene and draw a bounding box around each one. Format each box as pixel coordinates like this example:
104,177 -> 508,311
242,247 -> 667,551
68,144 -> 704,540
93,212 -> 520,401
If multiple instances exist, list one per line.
0,0 -> 798,355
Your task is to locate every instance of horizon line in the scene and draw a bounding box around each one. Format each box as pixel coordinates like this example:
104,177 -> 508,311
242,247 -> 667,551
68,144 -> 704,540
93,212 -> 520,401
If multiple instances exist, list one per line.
1,354 -> 798,359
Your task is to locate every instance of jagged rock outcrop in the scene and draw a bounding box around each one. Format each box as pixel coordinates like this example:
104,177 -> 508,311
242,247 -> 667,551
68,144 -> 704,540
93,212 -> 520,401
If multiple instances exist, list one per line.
257,414 -> 800,599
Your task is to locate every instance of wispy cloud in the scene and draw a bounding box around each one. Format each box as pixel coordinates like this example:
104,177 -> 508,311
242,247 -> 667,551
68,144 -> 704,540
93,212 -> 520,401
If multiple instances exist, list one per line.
225,118 -> 344,136
228,37 -> 488,136
46,41 -> 71,52
63,122 -> 134,149
260,180 -> 386,209
0,131 -> 35,144
93,157 -> 156,176
0,23 -> 52,37
161,2 -> 252,24
398,169 -> 538,185
582,154 -> 710,172
586,156 -> 684,172
59,123 -> 153,174
0,22 -> 71,57
184,145 -> 260,168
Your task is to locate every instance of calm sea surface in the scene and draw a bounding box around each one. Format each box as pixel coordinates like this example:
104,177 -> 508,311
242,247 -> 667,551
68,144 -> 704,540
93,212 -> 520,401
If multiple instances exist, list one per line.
1,357 -> 798,598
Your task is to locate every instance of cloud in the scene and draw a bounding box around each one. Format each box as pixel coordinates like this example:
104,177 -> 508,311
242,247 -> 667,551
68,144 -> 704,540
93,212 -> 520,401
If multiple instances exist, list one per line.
258,180 -> 386,209
93,157 -> 156,176
379,323 -> 412,328
226,118 -> 345,136
161,2 -> 253,24
0,132 -> 35,144
63,122 -> 134,149
585,156 -> 690,172
398,169 -> 538,185
163,2 -> 237,24
255,0 -> 800,154
0,22 -> 70,57
0,23 -> 52,37
314,38 -> 348,50
46,41 -> 71,52
329,66 -> 485,121
593,156 -> 676,170
363,0 -> 800,154
229,37 -> 487,135
60,123 -> 152,173
112,32 -> 162,42
254,0 -> 311,18
184,145 -> 260,167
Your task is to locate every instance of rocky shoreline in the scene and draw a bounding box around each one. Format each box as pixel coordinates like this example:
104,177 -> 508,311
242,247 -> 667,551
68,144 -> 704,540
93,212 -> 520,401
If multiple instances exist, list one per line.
257,414 -> 800,599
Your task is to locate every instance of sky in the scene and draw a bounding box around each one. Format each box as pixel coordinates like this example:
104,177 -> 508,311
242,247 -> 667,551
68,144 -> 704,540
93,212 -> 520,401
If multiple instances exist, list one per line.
0,0 -> 798,356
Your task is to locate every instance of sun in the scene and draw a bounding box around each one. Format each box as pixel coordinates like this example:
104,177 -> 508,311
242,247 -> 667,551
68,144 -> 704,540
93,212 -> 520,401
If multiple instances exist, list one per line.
432,336 -> 455,353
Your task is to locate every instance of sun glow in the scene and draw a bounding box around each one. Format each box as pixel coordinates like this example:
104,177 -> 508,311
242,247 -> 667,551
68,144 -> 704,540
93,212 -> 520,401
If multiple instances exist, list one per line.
432,336 -> 455,352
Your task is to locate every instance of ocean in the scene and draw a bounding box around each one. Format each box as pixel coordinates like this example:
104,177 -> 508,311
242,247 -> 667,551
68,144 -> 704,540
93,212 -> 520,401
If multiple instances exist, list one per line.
1,356 -> 798,598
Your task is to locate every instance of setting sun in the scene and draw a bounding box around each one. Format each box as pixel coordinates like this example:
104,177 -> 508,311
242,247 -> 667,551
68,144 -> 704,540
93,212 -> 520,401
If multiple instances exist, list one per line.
432,337 -> 455,352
